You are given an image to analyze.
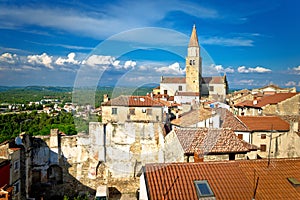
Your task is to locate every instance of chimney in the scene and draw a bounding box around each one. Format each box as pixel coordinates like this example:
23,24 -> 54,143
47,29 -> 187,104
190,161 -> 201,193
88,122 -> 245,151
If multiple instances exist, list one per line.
150,92 -> 153,99
161,76 -> 164,82
253,97 -> 258,105
176,111 -> 179,119
103,94 -> 109,103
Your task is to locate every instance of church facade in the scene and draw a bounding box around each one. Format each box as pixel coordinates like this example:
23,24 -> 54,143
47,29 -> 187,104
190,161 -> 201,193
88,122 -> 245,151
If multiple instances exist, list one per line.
159,25 -> 228,103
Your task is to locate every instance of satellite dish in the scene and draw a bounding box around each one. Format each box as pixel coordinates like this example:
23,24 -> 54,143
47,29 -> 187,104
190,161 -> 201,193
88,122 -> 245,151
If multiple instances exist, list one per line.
15,136 -> 23,145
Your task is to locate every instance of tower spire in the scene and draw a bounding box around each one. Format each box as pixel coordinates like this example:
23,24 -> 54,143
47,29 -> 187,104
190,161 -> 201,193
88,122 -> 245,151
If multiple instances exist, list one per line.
188,24 -> 199,47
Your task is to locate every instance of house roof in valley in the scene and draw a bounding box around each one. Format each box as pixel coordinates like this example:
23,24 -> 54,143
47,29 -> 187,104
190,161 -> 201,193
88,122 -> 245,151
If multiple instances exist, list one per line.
161,76 -> 186,84
237,116 -> 290,131
171,107 -> 212,127
235,93 -> 298,108
101,95 -> 165,107
144,158 -> 300,200
173,128 -> 253,154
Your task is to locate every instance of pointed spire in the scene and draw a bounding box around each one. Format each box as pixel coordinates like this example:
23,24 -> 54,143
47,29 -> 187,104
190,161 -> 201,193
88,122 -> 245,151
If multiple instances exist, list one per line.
188,24 -> 199,47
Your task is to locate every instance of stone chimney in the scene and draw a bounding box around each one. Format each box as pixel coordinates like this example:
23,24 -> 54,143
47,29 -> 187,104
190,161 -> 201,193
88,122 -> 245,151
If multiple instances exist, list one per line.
253,97 -> 258,105
103,94 -> 109,103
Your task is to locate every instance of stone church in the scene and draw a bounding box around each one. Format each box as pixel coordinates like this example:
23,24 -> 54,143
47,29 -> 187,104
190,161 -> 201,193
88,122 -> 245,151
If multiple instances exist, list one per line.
158,25 -> 228,103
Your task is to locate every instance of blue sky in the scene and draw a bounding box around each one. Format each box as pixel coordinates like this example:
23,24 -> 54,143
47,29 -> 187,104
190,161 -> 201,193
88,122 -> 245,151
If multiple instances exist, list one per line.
0,0 -> 299,89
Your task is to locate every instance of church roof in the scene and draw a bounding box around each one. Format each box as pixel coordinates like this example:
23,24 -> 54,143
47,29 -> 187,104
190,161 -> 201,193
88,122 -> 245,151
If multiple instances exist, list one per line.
202,76 -> 226,84
161,76 -> 186,83
188,24 -> 199,47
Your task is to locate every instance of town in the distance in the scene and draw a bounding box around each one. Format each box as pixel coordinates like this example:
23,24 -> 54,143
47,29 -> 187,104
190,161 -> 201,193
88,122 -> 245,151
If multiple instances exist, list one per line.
1,25 -> 300,200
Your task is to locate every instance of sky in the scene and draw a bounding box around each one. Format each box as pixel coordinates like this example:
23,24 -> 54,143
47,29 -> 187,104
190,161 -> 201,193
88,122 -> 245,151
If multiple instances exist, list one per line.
0,0 -> 300,90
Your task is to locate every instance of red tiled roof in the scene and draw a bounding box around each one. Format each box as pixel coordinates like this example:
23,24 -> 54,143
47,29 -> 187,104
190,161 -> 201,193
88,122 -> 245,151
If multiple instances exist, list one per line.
144,158 -> 300,200
173,128 -> 251,154
235,93 -> 298,108
161,77 -> 186,84
237,116 -> 290,131
217,108 -> 249,131
102,95 -> 165,107
171,108 -> 212,127
202,76 -> 225,84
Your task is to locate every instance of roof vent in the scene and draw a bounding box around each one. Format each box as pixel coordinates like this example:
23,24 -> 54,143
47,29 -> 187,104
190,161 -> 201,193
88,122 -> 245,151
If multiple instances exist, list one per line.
287,177 -> 300,186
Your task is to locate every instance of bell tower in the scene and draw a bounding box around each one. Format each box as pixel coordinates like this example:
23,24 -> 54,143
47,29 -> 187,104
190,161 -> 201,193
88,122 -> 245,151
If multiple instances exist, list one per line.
186,24 -> 202,96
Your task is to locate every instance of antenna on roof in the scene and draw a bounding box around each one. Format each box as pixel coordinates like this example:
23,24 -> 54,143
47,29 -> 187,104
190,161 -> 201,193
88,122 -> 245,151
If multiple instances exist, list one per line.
267,124 -> 273,167
252,176 -> 259,200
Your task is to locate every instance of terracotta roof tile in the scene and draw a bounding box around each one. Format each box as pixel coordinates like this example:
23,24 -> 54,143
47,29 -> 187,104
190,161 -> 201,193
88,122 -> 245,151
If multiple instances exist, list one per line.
161,77 -> 186,84
237,116 -> 290,131
174,128 -> 251,154
144,158 -> 300,200
235,93 -> 298,108
102,95 -> 165,107
202,76 -> 225,84
171,108 -> 212,127
217,108 -> 249,131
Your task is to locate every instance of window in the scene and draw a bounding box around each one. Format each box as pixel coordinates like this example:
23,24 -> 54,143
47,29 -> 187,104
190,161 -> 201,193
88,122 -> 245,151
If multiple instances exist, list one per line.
164,90 -> 168,95
260,144 -> 267,152
129,108 -> 135,115
14,181 -> 20,194
238,134 -> 243,140
261,134 -> 266,139
209,86 -> 214,92
14,160 -> 20,171
178,85 -> 182,91
142,108 -> 146,113
194,180 -> 214,198
112,108 -> 117,115
190,60 -> 192,65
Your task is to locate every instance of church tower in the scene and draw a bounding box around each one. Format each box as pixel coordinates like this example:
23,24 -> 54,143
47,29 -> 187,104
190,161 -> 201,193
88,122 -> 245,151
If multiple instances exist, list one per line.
186,24 -> 202,96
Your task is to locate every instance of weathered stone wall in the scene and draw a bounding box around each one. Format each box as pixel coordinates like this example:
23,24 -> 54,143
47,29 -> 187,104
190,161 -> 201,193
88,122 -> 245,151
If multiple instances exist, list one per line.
252,130 -> 300,159
102,106 -> 163,123
164,130 -> 185,163
263,93 -> 300,115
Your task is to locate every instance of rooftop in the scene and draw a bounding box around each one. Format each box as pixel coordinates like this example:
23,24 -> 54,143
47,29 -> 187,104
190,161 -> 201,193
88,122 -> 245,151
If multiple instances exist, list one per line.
235,93 -> 298,108
173,127 -> 253,155
144,158 -> 300,200
171,108 -> 212,127
102,95 -> 165,107
237,116 -> 290,131
161,76 -> 186,84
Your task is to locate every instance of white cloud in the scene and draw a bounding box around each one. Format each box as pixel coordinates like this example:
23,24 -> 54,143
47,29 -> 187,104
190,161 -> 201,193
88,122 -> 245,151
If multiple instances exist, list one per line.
237,79 -> 254,85
55,52 -> 80,66
0,52 -> 19,64
27,53 -> 54,69
214,65 -> 235,73
202,37 -> 254,47
238,66 -> 271,73
155,62 -> 185,75
293,66 -> 300,71
82,55 -> 136,71
285,81 -> 296,87
82,55 -> 115,69
124,60 -> 136,69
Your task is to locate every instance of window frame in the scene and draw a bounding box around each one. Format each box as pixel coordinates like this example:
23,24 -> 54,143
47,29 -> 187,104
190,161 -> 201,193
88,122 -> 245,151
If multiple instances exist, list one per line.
111,107 -> 117,115
194,180 -> 215,198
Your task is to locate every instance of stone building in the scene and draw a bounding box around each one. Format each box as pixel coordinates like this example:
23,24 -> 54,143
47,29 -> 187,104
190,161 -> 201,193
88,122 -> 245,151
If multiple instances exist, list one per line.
158,25 -> 228,102
101,95 -> 168,124
234,92 -> 300,116
237,116 -> 300,159
164,127 -> 256,162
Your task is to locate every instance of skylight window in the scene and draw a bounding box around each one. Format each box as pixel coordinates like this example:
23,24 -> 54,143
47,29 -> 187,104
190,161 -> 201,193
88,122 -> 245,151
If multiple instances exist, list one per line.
194,180 -> 215,198
288,177 -> 300,186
